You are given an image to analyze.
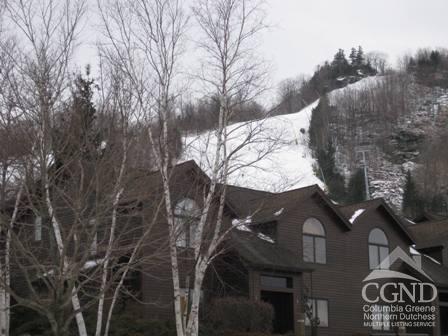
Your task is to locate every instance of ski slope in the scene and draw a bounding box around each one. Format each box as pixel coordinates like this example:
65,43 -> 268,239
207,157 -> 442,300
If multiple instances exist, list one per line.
182,76 -> 381,192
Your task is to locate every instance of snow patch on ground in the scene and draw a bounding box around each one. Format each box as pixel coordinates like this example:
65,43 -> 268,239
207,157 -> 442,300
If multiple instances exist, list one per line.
183,100 -> 322,192
182,76 -> 382,193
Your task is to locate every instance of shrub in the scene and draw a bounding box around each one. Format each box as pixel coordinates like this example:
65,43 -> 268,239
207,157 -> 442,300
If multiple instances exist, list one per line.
208,297 -> 274,334
107,314 -> 176,336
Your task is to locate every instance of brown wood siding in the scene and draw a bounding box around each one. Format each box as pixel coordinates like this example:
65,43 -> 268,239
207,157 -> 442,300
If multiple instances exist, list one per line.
272,196 -> 413,336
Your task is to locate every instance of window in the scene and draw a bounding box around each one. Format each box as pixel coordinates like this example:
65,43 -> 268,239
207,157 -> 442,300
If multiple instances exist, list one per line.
89,219 -> 97,255
34,216 -> 42,241
90,232 -> 98,255
303,218 -> 326,264
368,228 -> 389,269
174,198 -> 200,248
305,299 -> 328,327
372,305 -> 390,331
260,275 -> 293,289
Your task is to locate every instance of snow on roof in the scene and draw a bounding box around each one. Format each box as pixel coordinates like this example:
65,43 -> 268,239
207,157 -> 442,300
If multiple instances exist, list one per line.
232,217 -> 274,243
404,218 -> 416,225
410,246 -> 442,265
410,245 -> 421,255
424,254 -> 441,265
83,258 -> 105,270
257,232 -> 275,244
232,217 -> 252,232
349,209 -> 365,224
274,208 -> 284,216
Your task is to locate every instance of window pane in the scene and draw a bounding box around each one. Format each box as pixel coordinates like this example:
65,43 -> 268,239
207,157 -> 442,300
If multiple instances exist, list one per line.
369,245 -> 379,269
175,218 -> 186,247
303,235 -> 314,262
317,300 -> 328,327
189,220 -> 198,247
303,218 -> 325,236
175,198 -> 200,217
34,216 -> 42,241
379,246 -> 390,269
368,228 -> 388,245
260,275 -> 292,288
90,232 -> 98,255
315,237 -> 326,264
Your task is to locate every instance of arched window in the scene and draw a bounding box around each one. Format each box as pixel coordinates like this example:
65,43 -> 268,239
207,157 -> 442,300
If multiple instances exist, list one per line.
368,228 -> 389,269
303,218 -> 326,264
174,198 -> 200,248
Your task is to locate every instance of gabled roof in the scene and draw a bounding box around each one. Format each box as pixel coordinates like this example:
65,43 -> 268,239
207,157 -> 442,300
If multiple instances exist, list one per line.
225,184 -> 274,216
421,255 -> 448,288
125,160 -> 235,210
230,231 -> 314,273
413,212 -> 445,224
226,184 -> 352,230
407,219 -> 448,249
339,198 -> 415,244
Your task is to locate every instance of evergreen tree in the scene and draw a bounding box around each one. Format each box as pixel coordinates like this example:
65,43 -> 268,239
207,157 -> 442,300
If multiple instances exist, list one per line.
355,45 -> 365,67
402,170 -> 424,218
349,47 -> 357,66
52,67 -> 100,177
316,141 -> 346,202
346,169 -> 365,203
331,49 -> 350,77
309,94 -> 331,151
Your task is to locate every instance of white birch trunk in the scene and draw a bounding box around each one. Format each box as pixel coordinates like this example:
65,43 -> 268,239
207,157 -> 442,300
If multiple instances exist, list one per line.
45,183 -> 88,336
0,184 -> 23,336
0,268 -> 6,336
95,187 -> 124,336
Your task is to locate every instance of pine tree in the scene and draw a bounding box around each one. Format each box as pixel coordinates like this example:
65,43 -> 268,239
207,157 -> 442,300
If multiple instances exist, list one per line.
52,67 -> 100,177
355,45 -> 365,67
402,171 -> 423,218
331,49 -> 350,77
349,47 -> 357,66
346,169 -> 365,203
316,141 -> 346,202
309,94 -> 331,151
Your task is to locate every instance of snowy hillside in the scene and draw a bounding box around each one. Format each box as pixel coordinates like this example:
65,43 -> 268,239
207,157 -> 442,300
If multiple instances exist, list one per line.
182,76 -> 381,192
183,100 -> 321,192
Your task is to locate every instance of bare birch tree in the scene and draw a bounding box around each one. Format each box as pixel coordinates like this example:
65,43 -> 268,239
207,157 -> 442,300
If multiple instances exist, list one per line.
0,2 -> 168,336
99,1 -> 270,335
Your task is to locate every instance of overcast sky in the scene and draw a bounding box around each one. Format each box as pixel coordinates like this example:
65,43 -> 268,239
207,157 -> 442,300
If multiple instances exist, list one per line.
261,0 -> 448,83
75,0 -> 448,89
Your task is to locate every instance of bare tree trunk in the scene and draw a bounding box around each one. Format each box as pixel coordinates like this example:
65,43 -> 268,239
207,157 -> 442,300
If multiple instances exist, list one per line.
44,182 -> 88,336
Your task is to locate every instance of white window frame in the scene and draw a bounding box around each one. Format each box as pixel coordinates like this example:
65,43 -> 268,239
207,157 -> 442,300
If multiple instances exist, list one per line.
174,198 -> 200,248
368,228 -> 389,270
303,218 -> 326,264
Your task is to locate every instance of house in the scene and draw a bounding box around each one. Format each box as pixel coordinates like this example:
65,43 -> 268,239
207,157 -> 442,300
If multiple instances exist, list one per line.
135,161 -> 447,336
407,218 -> 448,336
7,160 -> 448,336
222,186 -> 418,336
